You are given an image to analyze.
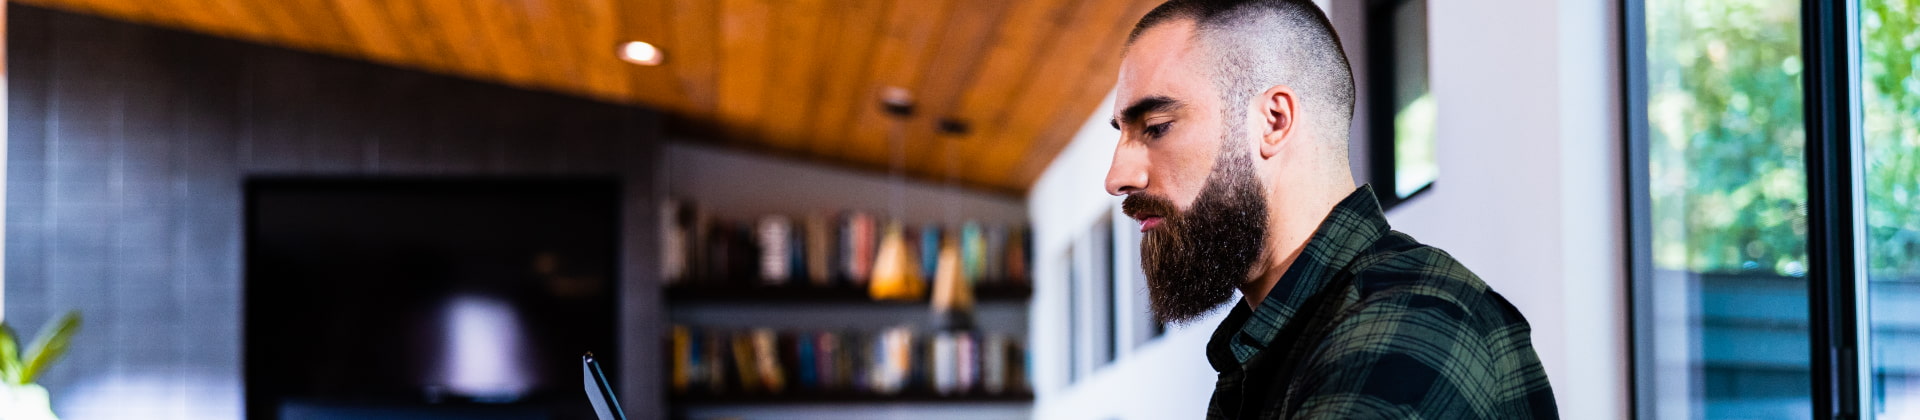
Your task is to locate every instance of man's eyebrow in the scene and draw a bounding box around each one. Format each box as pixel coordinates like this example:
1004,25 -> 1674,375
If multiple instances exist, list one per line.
1110,95 -> 1183,130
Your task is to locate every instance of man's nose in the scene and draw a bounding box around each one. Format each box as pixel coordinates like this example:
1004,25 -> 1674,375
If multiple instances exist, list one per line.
1105,145 -> 1147,196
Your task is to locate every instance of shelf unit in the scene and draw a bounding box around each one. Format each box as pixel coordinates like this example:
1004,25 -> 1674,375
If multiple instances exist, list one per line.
658,144 -> 1036,419
671,391 -> 1035,405
664,284 -> 1033,303
663,282 -> 1035,419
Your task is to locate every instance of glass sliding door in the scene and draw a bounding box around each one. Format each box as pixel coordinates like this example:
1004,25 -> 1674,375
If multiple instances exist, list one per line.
1634,0 -> 1813,418
1860,0 -> 1920,417
1634,0 -> 1919,418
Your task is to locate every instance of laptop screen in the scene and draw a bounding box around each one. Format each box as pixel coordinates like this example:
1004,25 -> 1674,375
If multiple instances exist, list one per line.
582,353 -> 627,420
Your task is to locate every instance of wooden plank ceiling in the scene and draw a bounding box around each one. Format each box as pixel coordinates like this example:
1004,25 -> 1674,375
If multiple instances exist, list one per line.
15,0 -> 1160,194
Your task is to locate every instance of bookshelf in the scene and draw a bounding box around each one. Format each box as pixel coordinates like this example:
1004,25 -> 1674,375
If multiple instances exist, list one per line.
659,217 -> 1036,418
664,284 -> 1032,304
659,144 -> 1035,420
671,390 -> 1034,405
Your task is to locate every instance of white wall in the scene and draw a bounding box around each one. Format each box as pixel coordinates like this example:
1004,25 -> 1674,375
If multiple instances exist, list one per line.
1026,92 -> 1236,420
1028,0 -> 1627,418
664,142 -> 1028,226
1383,0 -> 1627,418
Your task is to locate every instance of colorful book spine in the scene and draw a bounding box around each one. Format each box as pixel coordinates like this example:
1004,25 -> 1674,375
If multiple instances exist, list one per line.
958,332 -> 978,393
1012,340 -> 1029,392
733,223 -> 760,283
689,204 -> 712,285
731,331 -> 760,393
960,221 -> 985,284
983,333 -> 1007,394
661,199 -> 687,285
668,326 -> 1028,397
788,220 -> 807,286
871,327 -> 913,395
919,224 -> 942,281
841,332 -> 862,392
688,328 -> 705,391
704,223 -> 730,282
662,199 -> 1035,290
842,211 -> 877,285
932,332 -> 958,395
751,328 -> 786,393
796,332 -> 818,389
815,331 -> 839,390
983,226 -> 1007,286
757,215 -> 793,284
1005,227 -> 1030,285
805,213 -> 834,286
705,331 -> 727,394
671,325 -> 691,393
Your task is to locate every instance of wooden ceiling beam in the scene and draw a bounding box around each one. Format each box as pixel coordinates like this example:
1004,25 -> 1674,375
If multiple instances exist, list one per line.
755,0 -> 829,154
331,0 -> 413,66
662,0 -> 721,126
374,0 -> 463,78
969,0 -> 1141,187
17,0 -> 1154,194
935,0 -> 1078,185
532,1 -> 572,97
1006,0 -> 1162,189
465,0 -> 538,90
606,0 -> 680,110
800,0 -> 890,158
29,0 -> 130,26
713,0 -> 774,146
197,0 -> 272,41
290,0 -> 359,57
228,0 -> 315,54
421,0 -> 503,83
834,0 -> 956,167
119,0 -> 186,31
568,0 -> 630,104
895,0 -> 1014,182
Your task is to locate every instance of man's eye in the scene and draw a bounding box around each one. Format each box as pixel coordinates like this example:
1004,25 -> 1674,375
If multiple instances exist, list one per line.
1144,122 -> 1173,139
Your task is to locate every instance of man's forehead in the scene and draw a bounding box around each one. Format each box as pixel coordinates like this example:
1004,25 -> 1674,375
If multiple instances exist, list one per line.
1116,21 -> 1203,116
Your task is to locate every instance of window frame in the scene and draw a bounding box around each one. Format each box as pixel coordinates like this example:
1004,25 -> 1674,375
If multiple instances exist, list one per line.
1364,0 -> 1436,210
1622,0 -> 1872,417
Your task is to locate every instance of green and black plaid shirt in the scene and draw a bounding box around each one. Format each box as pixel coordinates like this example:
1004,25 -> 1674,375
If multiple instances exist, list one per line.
1205,185 -> 1558,419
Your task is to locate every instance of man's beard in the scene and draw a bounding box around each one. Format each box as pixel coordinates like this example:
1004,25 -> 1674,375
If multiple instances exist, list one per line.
1123,143 -> 1269,325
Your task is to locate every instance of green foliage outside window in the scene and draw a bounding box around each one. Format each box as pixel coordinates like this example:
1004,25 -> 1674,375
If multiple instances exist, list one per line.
1648,0 -> 1920,278
1861,0 -> 1920,277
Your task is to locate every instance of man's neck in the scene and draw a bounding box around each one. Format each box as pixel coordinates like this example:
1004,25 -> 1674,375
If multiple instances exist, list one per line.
1240,240 -> 1306,309
1239,179 -> 1355,309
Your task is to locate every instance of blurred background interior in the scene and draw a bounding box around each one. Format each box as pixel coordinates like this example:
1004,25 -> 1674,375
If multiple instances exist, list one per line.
0,0 -> 1913,419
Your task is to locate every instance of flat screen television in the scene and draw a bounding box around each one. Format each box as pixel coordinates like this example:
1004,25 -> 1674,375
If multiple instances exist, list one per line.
244,178 -> 620,420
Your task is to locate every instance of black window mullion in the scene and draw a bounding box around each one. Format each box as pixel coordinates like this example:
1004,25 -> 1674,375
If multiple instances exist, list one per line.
1801,0 -> 1866,417
1366,0 -> 1402,209
1619,0 -> 1654,417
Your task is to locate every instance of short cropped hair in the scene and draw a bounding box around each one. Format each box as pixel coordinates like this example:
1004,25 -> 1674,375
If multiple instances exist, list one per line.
1128,0 -> 1355,156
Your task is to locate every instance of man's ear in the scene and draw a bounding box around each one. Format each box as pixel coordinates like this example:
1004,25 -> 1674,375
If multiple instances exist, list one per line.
1257,85 -> 1298,160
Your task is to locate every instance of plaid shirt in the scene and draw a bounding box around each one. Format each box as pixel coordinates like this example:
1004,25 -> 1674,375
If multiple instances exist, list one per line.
1205,185 -> 1558,419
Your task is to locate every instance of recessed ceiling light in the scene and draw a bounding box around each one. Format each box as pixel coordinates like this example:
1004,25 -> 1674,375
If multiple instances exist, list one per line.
880,86 -> 915,116
619,41 -> 663,66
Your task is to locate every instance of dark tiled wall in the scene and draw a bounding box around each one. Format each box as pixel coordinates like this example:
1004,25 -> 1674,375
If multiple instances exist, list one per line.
5,7 -> 664,419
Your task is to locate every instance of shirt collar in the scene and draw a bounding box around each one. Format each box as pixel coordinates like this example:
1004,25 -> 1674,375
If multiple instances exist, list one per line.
1208,185 -> 1392,368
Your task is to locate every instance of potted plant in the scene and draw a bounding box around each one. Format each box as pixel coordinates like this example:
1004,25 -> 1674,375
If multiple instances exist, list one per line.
0,312 -> 80,420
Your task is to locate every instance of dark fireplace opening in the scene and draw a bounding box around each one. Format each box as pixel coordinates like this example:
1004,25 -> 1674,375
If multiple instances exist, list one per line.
244,177 -> 621,420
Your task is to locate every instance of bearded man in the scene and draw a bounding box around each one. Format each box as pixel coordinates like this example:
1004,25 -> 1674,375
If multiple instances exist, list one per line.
1104,1 -> 1559,418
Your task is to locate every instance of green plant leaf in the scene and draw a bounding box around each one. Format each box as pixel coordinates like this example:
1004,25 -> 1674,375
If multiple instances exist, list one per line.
19,311 -> 81,385
0,323 -> 21,385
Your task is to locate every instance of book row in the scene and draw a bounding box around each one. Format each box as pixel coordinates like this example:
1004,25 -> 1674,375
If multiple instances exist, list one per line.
660,200 -> 1032,291
667,325 -> 1029,398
